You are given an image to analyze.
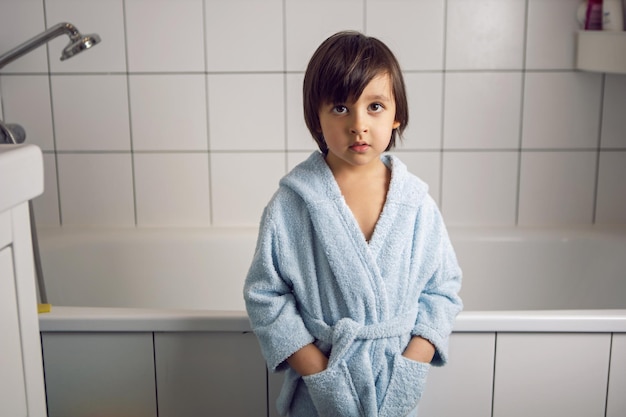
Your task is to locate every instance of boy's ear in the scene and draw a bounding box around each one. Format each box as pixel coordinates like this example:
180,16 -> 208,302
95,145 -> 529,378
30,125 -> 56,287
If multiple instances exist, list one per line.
393,120 -> 401,129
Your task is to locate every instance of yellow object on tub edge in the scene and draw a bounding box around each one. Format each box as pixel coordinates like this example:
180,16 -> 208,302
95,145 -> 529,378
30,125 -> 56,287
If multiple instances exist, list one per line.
37,304 -> 51,314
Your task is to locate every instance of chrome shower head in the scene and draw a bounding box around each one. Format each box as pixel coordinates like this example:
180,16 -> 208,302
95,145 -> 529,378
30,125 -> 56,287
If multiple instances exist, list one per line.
0,22 -> 101,69
61,33 -> 101,61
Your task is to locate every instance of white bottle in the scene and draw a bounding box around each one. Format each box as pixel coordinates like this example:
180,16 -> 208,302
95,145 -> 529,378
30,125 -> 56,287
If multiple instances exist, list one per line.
603,0 -> 624,30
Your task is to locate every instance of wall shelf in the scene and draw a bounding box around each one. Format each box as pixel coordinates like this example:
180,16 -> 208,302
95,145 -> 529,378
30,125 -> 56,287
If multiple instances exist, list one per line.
576,31 -> 626,74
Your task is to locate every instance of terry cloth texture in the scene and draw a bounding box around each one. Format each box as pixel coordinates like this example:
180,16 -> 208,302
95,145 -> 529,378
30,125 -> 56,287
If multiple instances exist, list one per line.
244,151 -> 463,417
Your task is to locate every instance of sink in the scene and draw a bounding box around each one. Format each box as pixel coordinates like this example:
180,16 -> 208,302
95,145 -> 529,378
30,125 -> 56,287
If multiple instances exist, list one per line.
0,144 -> 44,212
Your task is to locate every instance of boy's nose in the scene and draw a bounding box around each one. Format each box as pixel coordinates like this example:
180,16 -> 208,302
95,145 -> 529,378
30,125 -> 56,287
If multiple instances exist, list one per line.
349,115 -> 368,135
350,126 -> 368,135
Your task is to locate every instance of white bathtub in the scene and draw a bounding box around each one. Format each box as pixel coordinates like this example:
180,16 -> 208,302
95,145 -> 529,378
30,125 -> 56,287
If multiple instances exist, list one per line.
37,225 -> 626,311
36,226 -> 626,417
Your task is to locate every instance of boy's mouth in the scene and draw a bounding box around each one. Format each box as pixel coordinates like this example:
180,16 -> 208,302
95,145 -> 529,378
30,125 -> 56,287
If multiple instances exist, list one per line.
349,142 -> 370,152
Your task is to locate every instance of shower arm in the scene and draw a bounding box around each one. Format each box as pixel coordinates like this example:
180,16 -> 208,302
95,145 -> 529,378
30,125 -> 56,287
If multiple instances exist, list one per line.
0,22 -> 89,69
0,21 -> 100,142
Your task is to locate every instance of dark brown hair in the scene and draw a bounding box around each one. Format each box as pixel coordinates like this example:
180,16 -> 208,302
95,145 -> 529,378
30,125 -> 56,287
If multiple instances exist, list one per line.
303,31 -> 408,153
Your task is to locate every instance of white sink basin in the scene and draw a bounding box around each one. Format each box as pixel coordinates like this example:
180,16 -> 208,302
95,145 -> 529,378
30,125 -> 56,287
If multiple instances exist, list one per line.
0,144 -> 43,212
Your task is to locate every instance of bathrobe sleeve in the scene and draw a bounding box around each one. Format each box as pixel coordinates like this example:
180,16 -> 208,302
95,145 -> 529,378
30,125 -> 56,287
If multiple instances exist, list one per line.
411,200 -> 463,366
243,208 -> 315,372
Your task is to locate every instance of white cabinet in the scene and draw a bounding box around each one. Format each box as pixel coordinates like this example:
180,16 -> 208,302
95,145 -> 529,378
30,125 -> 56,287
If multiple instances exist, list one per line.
0,245 -> 28,416
154,332 -> 267,417
493,333 -> 612,417
41,332 -> 157,417
419,333 -> 496,417
607,333 -> 626,417
0,144 -> 46,417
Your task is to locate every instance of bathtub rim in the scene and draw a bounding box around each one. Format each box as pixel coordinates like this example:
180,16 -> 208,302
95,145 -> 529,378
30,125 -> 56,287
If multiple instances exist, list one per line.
38,306 -> 626,333
36,224 -> 626,238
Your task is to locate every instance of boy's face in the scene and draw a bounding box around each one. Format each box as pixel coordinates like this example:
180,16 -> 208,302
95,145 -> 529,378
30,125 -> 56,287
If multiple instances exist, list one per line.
319,73 -> 400,171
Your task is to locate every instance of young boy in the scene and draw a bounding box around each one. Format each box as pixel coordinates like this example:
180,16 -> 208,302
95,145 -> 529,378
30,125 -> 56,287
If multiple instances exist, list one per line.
244,31 -> 462,417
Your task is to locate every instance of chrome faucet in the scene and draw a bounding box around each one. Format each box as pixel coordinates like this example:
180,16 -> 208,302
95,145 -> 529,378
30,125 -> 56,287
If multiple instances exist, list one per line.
0,22 -> 101,69
0,121 -> 26,144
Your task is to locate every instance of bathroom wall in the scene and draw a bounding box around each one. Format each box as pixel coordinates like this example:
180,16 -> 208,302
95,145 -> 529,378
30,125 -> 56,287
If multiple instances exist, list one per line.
1,0 -> 625,228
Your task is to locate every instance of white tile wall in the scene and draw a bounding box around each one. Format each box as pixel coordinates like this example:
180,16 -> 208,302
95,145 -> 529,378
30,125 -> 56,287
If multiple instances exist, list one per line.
286,73 -> 315,151
125,0 -> 205,72
205,0 -> 284,72
366,0 -> 445,71
596,152 -> 626,225
518,151 -> 597,225
403,72 -> 443,150
0,75 -> 54,151
0,0 -> 624,228
443,72 -> 522,149
525,0 -> 581,70
134,153 -> 211,226
601,75 -> 626,148
445,0 -> 526,70
442,152 -> 518,226
285,0 -> 363,71
56,153 -> 135,226
208,74 -> 285,151
522,72 -> 603,149
129,74 -> 208,151
32,154 -> 60,226
0,0 -> 47,73
51,75 -> 131,151
210,153 -> 285,225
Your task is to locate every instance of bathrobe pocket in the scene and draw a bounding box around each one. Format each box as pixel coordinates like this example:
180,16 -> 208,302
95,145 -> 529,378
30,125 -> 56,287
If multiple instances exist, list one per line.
302,360 -> 363,417
378,354 -> 430,417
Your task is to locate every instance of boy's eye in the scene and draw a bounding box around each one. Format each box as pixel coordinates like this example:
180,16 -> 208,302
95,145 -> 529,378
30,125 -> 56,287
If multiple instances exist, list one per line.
332,105 -> 348,114
369,103 -> 384,112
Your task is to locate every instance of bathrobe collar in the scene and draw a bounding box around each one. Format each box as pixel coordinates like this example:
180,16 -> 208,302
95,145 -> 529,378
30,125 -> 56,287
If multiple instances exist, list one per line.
280,151 -> 429,323
280,151 -> 429,250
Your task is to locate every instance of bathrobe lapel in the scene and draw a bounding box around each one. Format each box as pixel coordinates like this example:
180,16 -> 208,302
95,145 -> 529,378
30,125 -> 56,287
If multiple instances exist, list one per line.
282,152 -> 414,323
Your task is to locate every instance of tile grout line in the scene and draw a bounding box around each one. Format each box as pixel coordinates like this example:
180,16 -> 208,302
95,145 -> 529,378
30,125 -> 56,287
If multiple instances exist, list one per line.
439,0 -> 449,209
121,0 -> 139,227
592,74 -> 606,224
202,0 -> 215,226
282,0 -> 289,175
515,0 -> 531,226
41,0 -> 64,227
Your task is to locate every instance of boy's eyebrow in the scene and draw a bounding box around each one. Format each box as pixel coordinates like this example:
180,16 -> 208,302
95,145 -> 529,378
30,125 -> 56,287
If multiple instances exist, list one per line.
362,94 -> 392,102
325,94 -> 393,105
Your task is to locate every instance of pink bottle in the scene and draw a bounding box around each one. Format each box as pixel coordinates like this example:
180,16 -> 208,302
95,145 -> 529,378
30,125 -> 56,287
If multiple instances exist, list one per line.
585,0 -> 604,30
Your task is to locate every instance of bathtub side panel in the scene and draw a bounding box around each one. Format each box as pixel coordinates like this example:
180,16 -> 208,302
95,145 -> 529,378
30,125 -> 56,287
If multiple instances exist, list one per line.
418,333 -> 495,416
493,333 -> 611,417
607,333 -> 626,417
42,332 -> 157,417
154,332 -> 267,416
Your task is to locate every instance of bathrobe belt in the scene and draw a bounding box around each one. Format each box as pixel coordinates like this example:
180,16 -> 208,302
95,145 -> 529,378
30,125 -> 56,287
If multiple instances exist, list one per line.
303,311 -> 416,367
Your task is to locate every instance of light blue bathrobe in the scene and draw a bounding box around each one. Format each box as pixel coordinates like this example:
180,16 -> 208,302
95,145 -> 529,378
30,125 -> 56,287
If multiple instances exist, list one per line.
244,152 -> 462,417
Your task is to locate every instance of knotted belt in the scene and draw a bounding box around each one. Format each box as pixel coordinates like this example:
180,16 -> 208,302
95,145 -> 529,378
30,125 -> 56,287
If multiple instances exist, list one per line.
303,311 -> 416,367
